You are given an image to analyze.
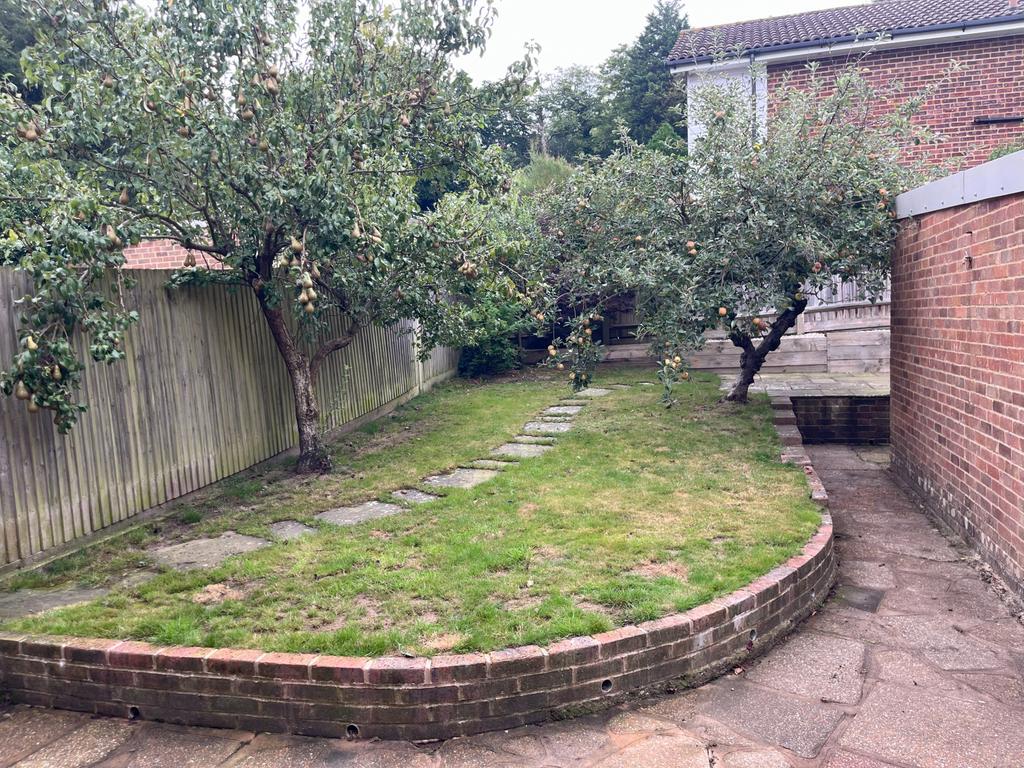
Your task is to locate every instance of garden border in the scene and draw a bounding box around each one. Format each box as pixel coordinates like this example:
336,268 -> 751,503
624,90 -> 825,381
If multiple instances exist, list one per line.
0,396 -> 835,742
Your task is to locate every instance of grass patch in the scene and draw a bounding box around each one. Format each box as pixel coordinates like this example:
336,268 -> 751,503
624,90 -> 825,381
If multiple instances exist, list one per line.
2,368 -> 821,656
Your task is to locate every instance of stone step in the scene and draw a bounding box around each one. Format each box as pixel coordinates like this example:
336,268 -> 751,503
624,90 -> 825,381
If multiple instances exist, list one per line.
523,421 -> 573,434
392,489 -> 440,505
492,442 -> 552,459
424,468 -> 498,489
316,502 -> 404,526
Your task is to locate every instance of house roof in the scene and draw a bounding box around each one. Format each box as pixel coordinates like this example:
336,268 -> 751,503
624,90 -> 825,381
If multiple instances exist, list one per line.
667,0 -> 1024,65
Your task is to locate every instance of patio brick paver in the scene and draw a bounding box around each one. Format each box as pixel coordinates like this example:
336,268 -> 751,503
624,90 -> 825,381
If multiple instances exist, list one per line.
4,420 -> 1024,767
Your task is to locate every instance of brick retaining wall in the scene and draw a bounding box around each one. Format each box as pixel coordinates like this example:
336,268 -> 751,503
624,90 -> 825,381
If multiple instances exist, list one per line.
791,396 -> 891,445
0,412 -> 835,741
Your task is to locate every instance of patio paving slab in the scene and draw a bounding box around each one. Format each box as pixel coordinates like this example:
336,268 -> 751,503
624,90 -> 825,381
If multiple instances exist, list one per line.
492,442 -> 552,459
0,585 -> 110,619
577,387 -> 613,397
315,501 -> 404,526
268,520 -> 316,540
149,531 -> 270,571
391,489 -> 440,505
423,467 -> 498,489
544,405 -> 583,416
522,421 -> 573,434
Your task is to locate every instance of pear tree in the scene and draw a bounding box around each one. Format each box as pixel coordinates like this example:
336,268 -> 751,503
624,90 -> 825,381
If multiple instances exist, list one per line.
0,0 -> 531,472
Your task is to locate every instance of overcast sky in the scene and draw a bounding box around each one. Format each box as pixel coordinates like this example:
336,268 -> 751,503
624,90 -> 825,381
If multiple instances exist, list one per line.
457,0 -> 866,82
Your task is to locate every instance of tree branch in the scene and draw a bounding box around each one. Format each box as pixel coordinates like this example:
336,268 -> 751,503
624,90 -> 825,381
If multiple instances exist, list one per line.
310,324 -> 361,382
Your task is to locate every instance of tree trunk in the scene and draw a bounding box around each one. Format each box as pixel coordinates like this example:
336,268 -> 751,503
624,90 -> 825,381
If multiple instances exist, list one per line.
724,296 -> 808,403
256,292 -> 333,474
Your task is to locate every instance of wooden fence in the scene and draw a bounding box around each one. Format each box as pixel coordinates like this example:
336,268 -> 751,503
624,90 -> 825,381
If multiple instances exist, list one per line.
0,270 -> 459,569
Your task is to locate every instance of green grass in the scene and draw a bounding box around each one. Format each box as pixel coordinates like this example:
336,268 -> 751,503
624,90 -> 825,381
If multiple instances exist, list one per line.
1,369 -> 821,656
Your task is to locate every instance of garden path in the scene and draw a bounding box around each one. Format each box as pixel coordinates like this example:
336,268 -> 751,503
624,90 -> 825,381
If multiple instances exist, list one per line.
1,443 -> 1022,767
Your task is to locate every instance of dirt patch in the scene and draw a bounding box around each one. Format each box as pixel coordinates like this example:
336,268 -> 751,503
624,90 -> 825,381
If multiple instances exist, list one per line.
423,632 -> 467,652
370,530 -> 392,540
504,594 -> 543,611
518,503 -> 541,517
192,582 -> 250,605
629,561 -> 690,581
530,545 -> 564,564
576,599 -> 615,618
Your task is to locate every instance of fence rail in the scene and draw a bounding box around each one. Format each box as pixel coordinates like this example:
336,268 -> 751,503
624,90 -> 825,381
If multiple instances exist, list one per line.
0,269 -> 458,569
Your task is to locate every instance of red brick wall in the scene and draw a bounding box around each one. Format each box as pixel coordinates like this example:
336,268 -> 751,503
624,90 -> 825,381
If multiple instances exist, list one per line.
122,241 -> 219,270
768,36 -> 1024,170
891,192 -> 1024,594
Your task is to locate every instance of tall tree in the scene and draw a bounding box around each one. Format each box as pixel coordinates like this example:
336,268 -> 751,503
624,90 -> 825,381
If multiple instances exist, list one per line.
0,0 -> 530,473
535,66 -> 612,160
0,0 -> 40,102
603,0 -> 687,144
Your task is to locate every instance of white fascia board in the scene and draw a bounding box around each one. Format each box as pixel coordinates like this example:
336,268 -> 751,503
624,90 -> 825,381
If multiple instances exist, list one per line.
669,20 -> 1024,75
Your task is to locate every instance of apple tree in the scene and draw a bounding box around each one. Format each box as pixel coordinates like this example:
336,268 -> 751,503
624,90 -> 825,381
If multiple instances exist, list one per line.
0,0 -> 532,472
527,63 -> 931,401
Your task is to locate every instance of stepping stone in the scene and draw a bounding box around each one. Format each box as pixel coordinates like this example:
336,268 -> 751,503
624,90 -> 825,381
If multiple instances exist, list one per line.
268,520 -> 316,541
150,532 -> 269,572
524,421 -> 574,434
0,585 -> 110,619
493,442 -> 552,459
561,399 -> 590,406
607,384 -> 632,389
537,415 -> 574,422
316,501 -> 404,526
471,459 -> 517,470
424,467 -> 498,489
545,405 -> 583,416
514,435 -> 556,445
392,489 -> 440,505
578,387 -> 612,397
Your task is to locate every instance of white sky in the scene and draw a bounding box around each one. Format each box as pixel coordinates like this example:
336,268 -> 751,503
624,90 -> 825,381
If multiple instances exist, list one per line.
457,0 -> 866,82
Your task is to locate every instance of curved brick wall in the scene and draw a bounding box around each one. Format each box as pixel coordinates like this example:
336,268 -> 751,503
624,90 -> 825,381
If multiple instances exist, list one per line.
0,405 -> 835,741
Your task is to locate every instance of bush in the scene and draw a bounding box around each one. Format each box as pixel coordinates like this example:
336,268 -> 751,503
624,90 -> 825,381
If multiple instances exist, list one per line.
458,333 -> 522,378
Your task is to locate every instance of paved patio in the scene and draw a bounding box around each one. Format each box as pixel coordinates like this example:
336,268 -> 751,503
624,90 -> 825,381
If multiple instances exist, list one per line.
725,372 -> 891,398
1,444 -> 1022,767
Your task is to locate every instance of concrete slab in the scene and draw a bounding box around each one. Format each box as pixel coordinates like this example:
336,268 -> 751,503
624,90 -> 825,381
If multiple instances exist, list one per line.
470,459 -> 518,470
746,632 -> 867,704
0,708 -> 93,765
91,722 -> 252,768
544,405 -> 583,416
589,732 -> 709,767
149,532 -> 269,572
11,716 -> 135,768
268,521 -> 316,540
492,442 -> 552,459
315,501 -> 404,526
702,679 -> 845,758
523,421 -> 574,434
838,560 -> 897,590
0,585 -> 109,618
391,489 -> 440,505
840,682 -> 1024,768
423,468 -> 498,489
577,388 -> 612,397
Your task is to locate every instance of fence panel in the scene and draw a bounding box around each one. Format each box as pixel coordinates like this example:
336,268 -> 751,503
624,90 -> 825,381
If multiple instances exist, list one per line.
0,270 -> 457,568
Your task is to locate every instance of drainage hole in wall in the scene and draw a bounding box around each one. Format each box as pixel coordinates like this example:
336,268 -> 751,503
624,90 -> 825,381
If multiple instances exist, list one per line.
127,705 -> 140,720
601,679 -> 614,693
749,629 -> 757,643
346,724 -> 360,739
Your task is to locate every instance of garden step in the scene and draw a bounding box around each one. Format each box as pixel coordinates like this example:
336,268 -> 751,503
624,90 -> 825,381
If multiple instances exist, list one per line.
536,415 -> 574,422
544,405 -> 583,416
577,387 -> 612,397
513,435 -> 556,445
775,424 -> 804,446
523,421 -> 574,434
392,489 -> 440,505
424,468 -> 498,489
268,521 -> 316,540
316,501 -> 404,526
561,399 -> 590,405
492,442 -> 552,459
470,459 -> 518,470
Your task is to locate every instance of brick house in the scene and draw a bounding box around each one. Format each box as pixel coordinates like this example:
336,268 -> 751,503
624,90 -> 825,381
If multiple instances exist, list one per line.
645,0 -> 1024,374
667,0 -> 1024,166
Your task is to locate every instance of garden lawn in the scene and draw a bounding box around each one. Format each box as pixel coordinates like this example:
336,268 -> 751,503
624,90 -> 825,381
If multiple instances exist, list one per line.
2,369 -> 822,657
